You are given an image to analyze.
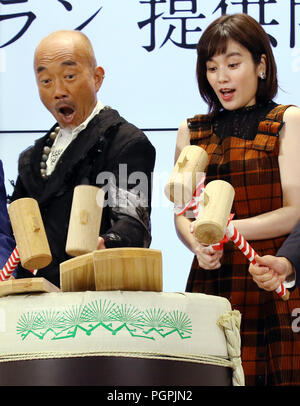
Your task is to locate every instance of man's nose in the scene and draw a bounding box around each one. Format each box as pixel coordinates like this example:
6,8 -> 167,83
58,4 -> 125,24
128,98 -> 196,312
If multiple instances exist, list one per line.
54,79 -> 68,99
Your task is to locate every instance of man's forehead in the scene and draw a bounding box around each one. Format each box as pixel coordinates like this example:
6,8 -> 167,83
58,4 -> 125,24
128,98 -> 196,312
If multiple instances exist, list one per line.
36,59 -> 78,73
34,33 -> 96,72
34,44 -> 85,72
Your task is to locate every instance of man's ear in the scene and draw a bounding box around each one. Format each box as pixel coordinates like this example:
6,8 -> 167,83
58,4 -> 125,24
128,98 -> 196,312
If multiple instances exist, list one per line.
94,66 -> 105,91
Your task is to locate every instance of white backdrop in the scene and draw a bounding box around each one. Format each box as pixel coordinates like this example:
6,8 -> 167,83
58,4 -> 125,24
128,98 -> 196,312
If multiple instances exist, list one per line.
0,0 -> 300,291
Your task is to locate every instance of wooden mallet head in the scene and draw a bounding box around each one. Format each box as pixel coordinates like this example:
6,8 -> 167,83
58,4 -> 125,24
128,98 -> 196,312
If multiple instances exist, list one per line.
8,198 -> 52,270
193,180 -> 235,245
164,145 -> 208,206
65,185 -> 105,257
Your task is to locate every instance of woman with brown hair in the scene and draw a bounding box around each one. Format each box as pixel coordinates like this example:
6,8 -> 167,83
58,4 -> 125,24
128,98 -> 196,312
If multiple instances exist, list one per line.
174,13 -> 300,385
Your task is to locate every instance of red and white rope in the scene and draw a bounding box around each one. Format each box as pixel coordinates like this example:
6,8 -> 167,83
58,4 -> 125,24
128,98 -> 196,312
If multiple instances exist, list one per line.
0,247 -> 20,281
174,174 -> 206,217
0,247 -> 36,282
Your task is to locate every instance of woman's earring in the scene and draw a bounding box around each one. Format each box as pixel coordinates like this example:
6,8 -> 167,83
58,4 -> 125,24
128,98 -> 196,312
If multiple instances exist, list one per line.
259,72 -> 266,80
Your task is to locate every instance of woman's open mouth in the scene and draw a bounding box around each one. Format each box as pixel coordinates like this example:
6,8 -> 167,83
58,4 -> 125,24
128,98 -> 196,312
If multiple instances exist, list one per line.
220,88 -> 235,102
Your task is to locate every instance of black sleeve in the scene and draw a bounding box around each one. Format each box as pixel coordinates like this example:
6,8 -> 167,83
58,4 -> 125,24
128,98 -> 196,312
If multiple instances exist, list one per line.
277,220 -> 300,285
100,135 -> 156,248
10,147 -> 32,203
10,175 -> 28,202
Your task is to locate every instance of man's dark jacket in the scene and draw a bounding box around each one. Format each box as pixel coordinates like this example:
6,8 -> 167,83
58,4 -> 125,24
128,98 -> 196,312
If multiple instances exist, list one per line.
11,108 -> 156,287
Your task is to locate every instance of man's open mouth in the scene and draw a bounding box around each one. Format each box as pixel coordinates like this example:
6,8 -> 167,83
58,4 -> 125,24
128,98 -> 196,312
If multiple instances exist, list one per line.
56,103 -> 76,124
59,106 -> 75,117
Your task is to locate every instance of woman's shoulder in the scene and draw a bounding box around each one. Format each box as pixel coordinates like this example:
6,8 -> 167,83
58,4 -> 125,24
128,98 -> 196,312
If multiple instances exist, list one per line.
177,112 -> 213,137
262,102 -> 300,124
282,105 -> 300,121
177,119 -> 190,144
276,105 -> 300,142
186,113 -> 213,126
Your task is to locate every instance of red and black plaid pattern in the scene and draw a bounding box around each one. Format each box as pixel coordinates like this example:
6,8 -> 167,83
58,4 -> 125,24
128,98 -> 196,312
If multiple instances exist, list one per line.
186,105 -> 300,386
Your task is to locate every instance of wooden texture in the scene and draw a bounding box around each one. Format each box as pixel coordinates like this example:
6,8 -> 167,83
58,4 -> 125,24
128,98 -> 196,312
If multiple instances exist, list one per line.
0,277 -> 60,298
59,248 -> 163,293
60,252 -> 95,292
93,248 -> 162,292
194,180 -> 235,245
66,185 -> 104,257
165,145 -> 208,205
8,198 -> 52,270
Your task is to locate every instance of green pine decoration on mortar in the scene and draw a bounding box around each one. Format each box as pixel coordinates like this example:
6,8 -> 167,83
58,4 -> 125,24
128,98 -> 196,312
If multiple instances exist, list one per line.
16,299 -> 192,341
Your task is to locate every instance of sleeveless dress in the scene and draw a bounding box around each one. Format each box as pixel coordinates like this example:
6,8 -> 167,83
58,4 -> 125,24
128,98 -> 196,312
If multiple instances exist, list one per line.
185,102 -> 300,386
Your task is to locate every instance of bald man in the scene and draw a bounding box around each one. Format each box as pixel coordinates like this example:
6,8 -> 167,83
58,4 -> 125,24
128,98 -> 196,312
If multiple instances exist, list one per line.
11,30 -> 156,287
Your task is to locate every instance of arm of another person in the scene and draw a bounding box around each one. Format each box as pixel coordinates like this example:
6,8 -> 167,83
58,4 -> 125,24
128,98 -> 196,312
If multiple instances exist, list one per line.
249,220 -> 300,291
173,121 -> 223,269
98,135 -> 156,250
232,106 -> 300,240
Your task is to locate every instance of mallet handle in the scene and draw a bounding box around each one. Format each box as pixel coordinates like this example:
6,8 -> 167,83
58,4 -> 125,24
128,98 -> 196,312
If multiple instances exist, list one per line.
0,247 -> 36,282
225,222 -> 290,301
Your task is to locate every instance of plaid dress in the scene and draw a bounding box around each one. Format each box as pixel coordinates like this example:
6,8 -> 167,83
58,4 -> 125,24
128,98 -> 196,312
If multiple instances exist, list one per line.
186,103 -> 300,386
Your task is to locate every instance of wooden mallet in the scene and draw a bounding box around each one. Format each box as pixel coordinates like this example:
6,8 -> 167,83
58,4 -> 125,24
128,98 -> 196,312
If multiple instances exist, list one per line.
165,146 -> 290,301
193,180 -> 290,301
61,184 -> 162,293
0,198 -> 52,281
65,185 -> 105,257
164,145 -> 209,209
60,185 -> 104,291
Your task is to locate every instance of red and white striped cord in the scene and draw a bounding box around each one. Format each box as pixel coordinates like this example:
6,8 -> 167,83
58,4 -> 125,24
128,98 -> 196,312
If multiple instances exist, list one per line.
174,174 -> 206,217
0,247 -> 20,281
0,247 -> 36,281
225,221 -> 289,300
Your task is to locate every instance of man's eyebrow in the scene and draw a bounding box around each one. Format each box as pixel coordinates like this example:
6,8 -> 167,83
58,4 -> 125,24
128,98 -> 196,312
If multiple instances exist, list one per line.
61,60 -> 77,66
36,60 -> 77,74
36,66 -> 46,73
